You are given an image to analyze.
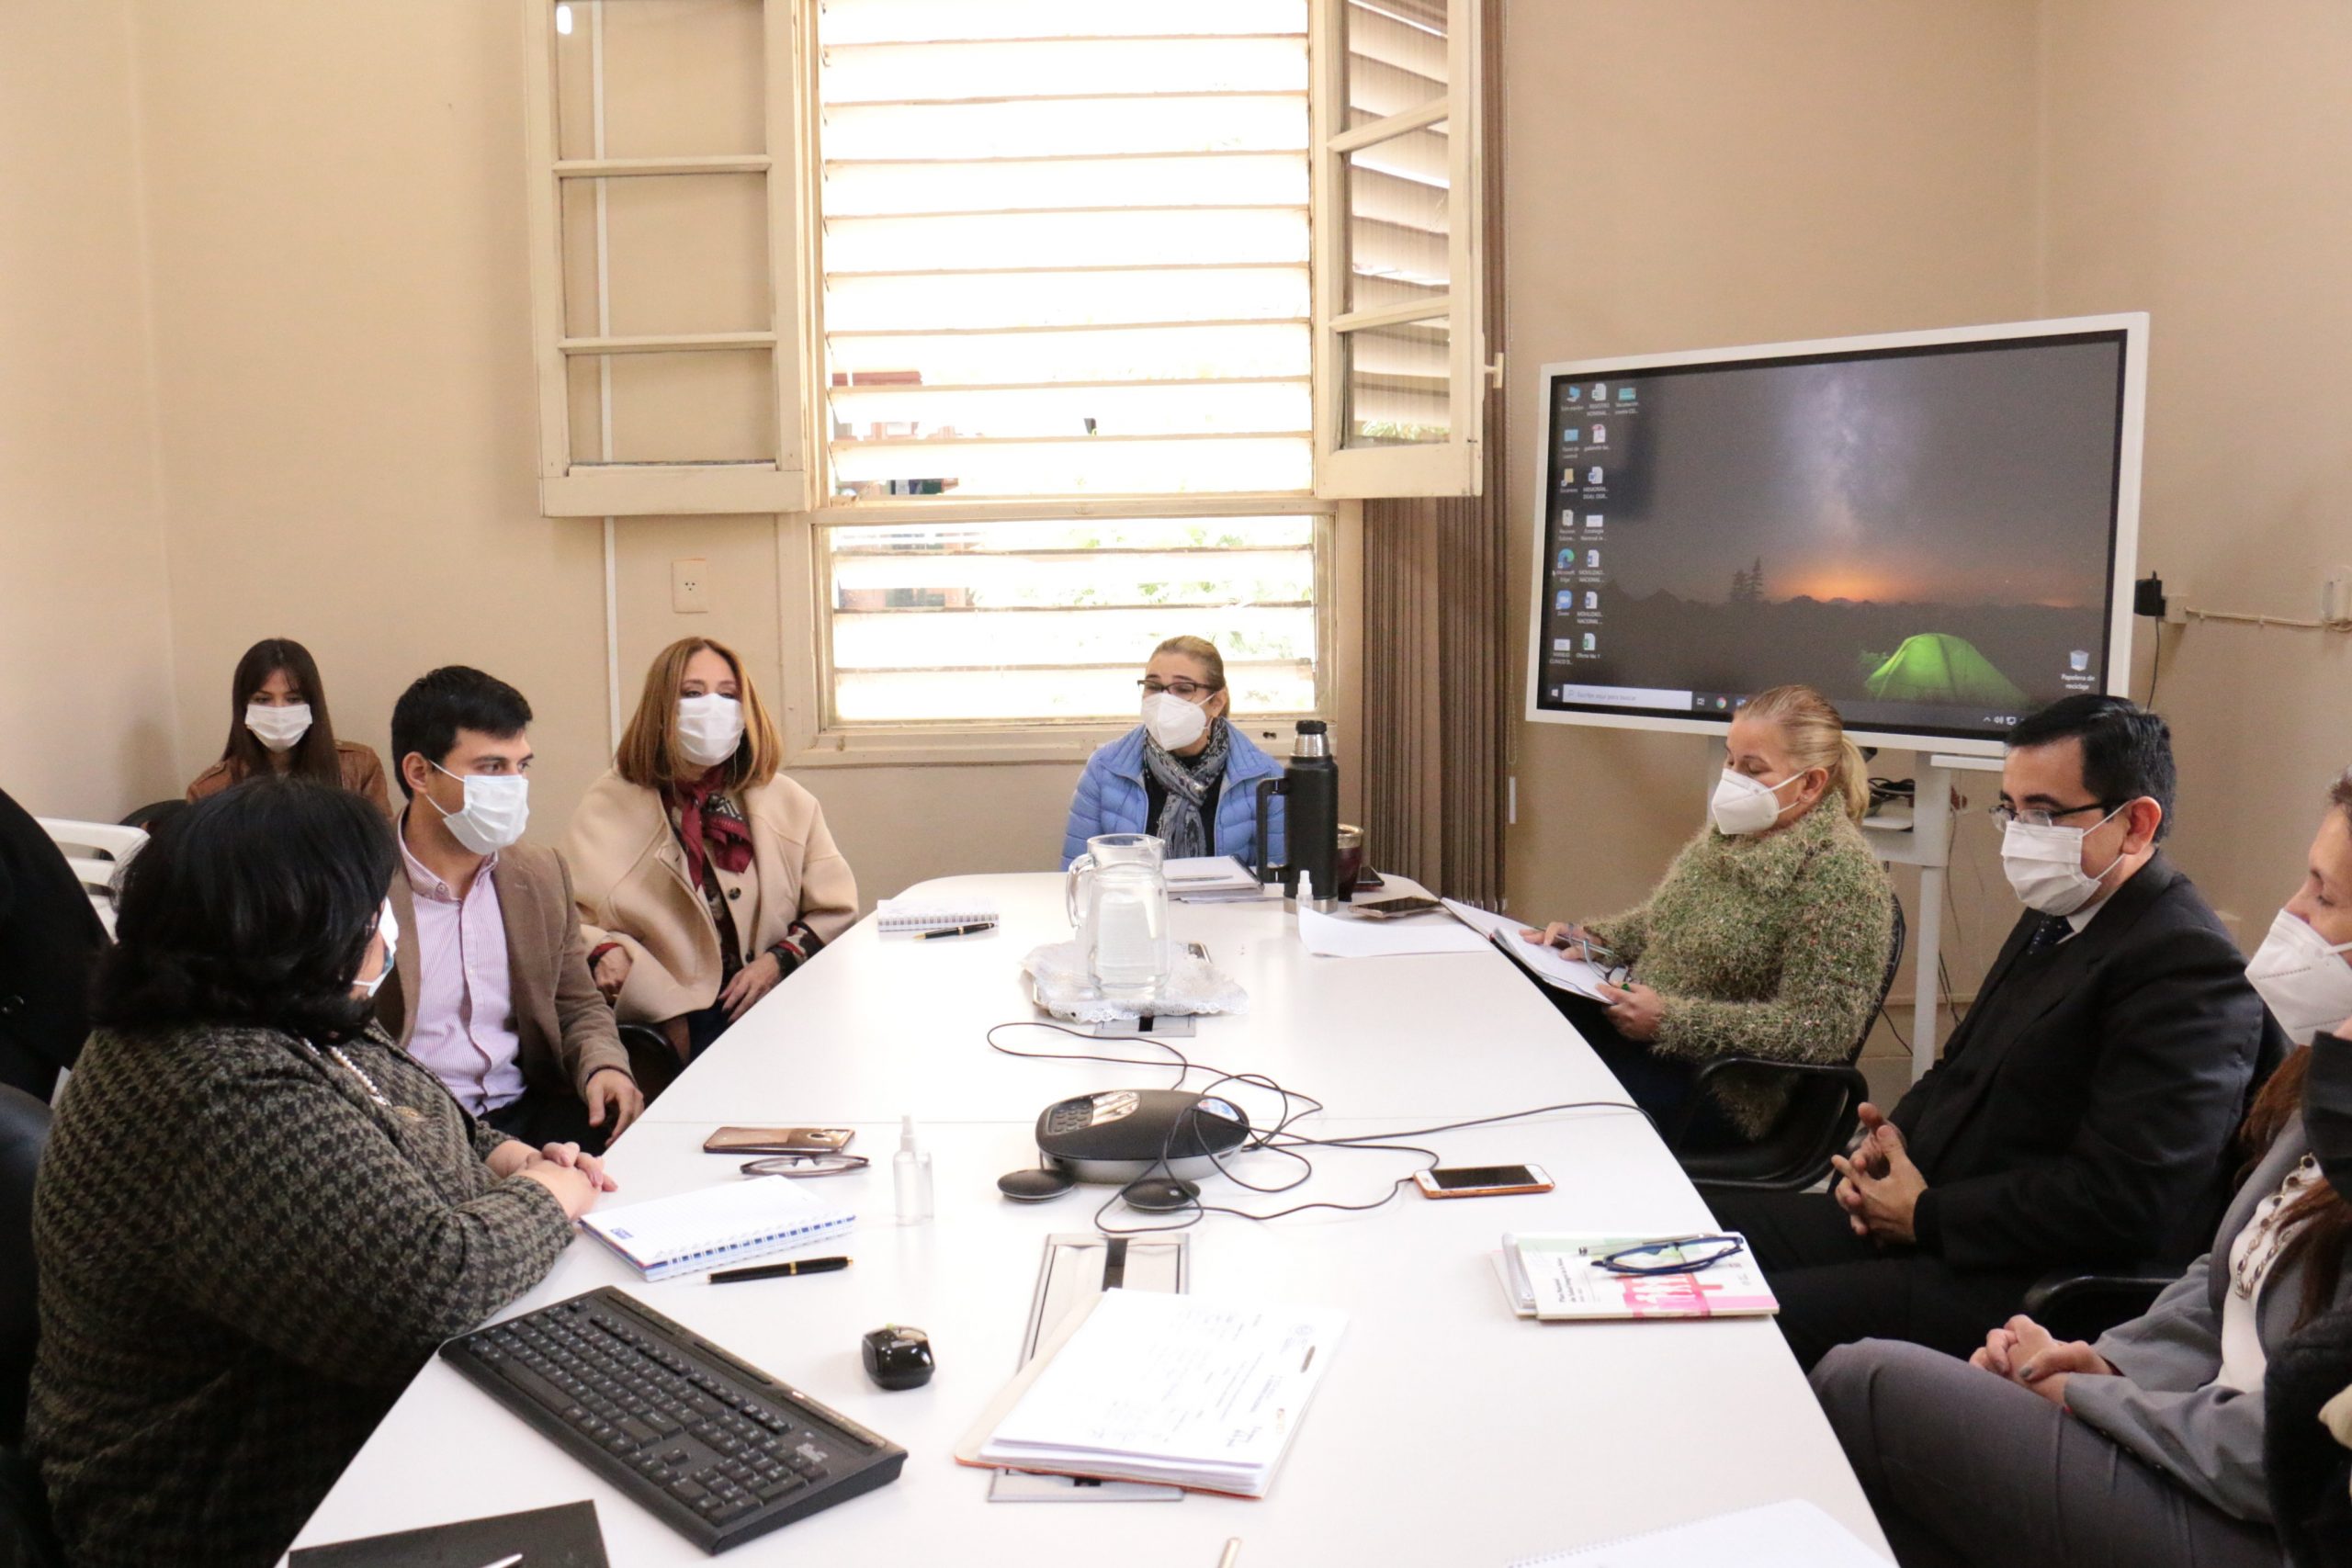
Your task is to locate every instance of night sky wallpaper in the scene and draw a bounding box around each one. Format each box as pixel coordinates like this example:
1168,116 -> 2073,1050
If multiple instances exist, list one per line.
1536,333 -> 2126,732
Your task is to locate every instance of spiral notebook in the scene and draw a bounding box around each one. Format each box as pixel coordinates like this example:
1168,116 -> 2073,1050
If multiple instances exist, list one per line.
578,1177 -> 854,1280
876,895 -> 1001,935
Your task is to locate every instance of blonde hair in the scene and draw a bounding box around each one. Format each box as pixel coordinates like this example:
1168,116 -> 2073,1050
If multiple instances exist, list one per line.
1150,635 -> 1226,692
1742,683 -> 1870,824
616,636 -> 783,792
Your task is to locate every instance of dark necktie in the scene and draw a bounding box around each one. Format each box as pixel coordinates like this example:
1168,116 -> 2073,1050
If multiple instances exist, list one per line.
2025,913 -> 2073,956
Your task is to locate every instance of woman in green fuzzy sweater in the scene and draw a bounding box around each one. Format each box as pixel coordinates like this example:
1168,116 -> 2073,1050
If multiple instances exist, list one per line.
1524,684 -> 1894,1144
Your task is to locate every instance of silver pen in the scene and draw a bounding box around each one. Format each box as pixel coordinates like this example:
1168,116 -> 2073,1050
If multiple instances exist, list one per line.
1216,1540 -> 1243,1568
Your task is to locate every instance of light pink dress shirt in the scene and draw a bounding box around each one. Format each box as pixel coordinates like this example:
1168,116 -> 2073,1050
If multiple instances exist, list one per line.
399,829 -> 526,1115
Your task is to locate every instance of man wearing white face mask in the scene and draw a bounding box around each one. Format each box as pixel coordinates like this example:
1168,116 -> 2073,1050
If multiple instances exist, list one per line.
377,667 -> 641,1152
1713,695 -> 2283,1372
1060,636 -> 1286,870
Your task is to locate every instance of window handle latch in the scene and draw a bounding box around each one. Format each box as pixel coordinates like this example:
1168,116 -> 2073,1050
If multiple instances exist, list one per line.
1485,353 -> 1505,388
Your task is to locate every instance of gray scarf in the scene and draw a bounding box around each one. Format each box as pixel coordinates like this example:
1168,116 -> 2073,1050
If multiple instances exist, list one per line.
1142,719 -> 1232,859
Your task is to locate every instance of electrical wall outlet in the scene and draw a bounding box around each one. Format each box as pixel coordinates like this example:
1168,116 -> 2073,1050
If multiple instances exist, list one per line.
2164,576 -> 2189,626
671,558 -> 711,614
2324,565 -> 2352,625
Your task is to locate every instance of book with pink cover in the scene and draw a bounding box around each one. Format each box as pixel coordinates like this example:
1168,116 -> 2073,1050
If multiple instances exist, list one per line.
1497,1233 -> 1779,1321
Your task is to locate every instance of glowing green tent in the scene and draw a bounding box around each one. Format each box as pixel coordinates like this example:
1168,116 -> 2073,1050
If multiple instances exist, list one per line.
1861,633 -> 2029,706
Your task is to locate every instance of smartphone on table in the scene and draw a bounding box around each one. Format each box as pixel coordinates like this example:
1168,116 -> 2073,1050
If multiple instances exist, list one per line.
702,1126 -> 856,1155
1413,1163 -> 1555,1199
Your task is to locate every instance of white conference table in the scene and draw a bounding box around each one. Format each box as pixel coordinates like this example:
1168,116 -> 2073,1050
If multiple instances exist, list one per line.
287,874 -> 1889,1565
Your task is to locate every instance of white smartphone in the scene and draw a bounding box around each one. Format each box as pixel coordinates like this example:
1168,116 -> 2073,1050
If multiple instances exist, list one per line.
1412,1163 -> 1555,1199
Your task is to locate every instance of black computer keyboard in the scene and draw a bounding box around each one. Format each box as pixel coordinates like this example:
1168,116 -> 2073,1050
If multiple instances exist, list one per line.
441,1286 -> 907,1554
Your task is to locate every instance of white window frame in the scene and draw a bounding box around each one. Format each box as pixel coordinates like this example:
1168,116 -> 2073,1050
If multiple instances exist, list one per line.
1308,0 -> 1487,500
518,0 -> 813,516
773,499 -> 1361,771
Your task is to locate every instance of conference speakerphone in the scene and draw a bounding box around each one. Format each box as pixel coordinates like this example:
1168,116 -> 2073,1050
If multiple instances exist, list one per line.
441,1287 -> 907,1553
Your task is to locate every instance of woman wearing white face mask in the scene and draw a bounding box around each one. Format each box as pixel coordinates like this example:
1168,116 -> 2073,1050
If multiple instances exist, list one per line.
563,637 -> 857,1059
1060,636 -> 1286,870
1521,684 -> 1894,1144
185,636 -> 391,818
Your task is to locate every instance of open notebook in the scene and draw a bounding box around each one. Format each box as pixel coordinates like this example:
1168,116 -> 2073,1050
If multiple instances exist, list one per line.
578,1177 -> 853,1281
956,1288 -> 1346,1498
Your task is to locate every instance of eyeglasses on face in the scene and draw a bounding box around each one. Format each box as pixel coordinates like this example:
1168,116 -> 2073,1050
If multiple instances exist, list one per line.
1987,800 -> 2115,829
1137,679 -> 1221,700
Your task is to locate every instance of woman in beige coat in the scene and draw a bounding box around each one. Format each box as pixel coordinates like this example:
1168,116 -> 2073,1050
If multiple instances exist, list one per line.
563,637 -> 857,1059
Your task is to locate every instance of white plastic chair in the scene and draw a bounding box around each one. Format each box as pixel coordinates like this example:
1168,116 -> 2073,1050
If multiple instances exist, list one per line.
36,818 -> 148,937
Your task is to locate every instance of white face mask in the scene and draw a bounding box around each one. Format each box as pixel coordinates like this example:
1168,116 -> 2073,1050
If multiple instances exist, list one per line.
426,761 -> 529,856
2000,805 -> 2126,917
1710,768 -> 1804,837
1141,691 -> 1211,752
245,701 -> 313,753
356,897 -> 400,998
2245,908 -> 2352,1045
676,694 -> 746,771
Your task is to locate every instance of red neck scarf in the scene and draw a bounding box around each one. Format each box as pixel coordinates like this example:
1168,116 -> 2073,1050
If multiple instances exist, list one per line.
668,770 -> 753,890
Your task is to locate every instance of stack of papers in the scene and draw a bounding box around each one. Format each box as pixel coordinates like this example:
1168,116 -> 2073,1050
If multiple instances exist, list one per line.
1295,900 -> 1489,958
1164,855 -> 1267,902
578,1177 -> 854,1280
876,895 -> 999,936
957,1289 -> 1346,1497
1495,1233 -> 1778,1321
1441,898 -> 1617,1000
1509,1499 -> 1890,1567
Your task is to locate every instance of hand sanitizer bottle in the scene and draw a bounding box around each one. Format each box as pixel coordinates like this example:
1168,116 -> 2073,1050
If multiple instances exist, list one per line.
894,1115 -> 933,1224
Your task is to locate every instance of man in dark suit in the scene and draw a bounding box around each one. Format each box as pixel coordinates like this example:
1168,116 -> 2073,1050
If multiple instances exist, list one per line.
1711,696 -> 2280,1370
0,785 -> 107,1100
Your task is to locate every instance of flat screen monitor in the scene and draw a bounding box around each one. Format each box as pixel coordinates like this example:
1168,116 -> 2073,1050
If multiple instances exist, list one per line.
1523,315 -> 2145,756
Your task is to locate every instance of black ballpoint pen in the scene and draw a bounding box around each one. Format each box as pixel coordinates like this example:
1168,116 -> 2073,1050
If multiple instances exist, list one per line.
915,921 -> 996,940
710,1256 -> 851,1284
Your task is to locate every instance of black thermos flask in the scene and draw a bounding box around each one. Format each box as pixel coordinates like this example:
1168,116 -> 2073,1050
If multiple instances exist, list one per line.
1253,720 -> 1341,908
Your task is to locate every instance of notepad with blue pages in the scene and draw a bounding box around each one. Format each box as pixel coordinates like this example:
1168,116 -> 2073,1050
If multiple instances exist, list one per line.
1506,1499 -> 1889,1567
578,1177 -> 853,1280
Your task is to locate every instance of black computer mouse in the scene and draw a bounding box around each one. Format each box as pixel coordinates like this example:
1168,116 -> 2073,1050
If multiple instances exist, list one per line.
861,1325 -> 934,1390
1122,1178 -> 1200,1213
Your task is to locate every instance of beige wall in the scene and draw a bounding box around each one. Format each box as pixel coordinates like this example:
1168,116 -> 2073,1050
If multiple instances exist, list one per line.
2039,0 -> 2352,938
124,0 -> 1164,907
1499,0 -> 2046,1088
0,0 -> 176,820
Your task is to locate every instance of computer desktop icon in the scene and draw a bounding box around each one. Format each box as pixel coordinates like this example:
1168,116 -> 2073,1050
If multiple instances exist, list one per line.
1562,428 -> 1580,444
1586,467 -> 1603,485
1590,383 -> 1608,400
1566,385 -> 1583,401
1555,590 -> 1575,611
1587,513 -> 1604,529
1584,591 -> 1600,611
2069,649 -> 2091,671
1581,633 -> 1598,652
1586,549 -> 1601,570
1556,548 -> 1575,570
1617,387 -> 1636,401
1590,423 -> 1607,445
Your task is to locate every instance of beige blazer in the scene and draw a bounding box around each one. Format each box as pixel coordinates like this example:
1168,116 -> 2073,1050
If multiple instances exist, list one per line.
561,768 -> 858,1025
373,840 -> 629,1099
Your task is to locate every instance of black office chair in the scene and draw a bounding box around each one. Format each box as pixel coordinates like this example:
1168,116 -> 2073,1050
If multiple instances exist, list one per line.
1676,892 -> 1905,1192
118,800 -> 184,835
0,1086 -> 47,1449
2020,1021 -> 2296,1344
618,1022 -> 682,1108
0,1086 -> 62,1568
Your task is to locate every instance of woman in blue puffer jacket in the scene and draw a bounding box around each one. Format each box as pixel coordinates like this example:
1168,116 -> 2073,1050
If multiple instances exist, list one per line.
1060,636 -> 1286,871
